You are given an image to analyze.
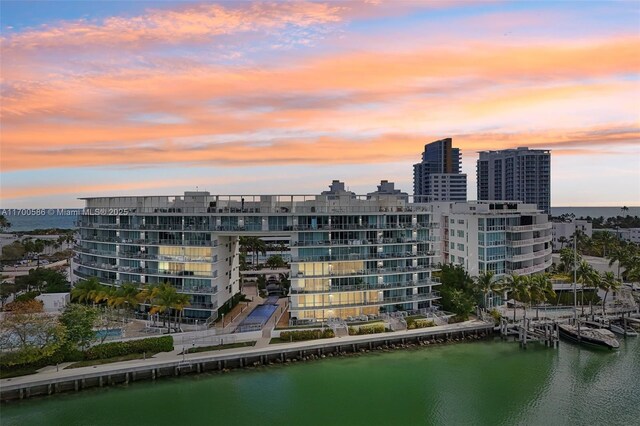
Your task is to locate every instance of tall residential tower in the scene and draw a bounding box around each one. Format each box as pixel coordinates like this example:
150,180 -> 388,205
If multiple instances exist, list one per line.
413,138 -> 467,202
476,147 -> 551,214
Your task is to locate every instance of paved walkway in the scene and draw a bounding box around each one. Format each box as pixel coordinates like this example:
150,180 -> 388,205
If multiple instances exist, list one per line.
2,319 -> 493,391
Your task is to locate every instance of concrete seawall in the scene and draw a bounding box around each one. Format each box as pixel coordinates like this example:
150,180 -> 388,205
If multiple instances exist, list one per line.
1,321 -> 493,402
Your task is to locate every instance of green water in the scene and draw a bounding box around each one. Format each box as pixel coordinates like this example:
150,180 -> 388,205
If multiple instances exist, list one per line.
2,338 -> 639,426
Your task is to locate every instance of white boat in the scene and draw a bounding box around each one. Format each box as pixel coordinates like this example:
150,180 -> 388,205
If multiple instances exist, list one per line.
626,317 -> 640,330
609,322 -> 638,337
558,324 -> 620,349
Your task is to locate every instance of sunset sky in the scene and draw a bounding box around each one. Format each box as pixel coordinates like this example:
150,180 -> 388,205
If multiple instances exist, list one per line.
1,0 -> 639,208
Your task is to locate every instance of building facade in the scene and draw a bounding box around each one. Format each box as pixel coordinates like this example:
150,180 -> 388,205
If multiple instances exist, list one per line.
433,201 -> 553,278
551,220 -> 593,250
476,147 -> 551,214
74,182 -> 553,323
413,138 -> 467,201
74,182 -> 442,322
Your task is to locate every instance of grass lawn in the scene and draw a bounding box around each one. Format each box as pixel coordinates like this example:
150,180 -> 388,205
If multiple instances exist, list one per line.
183,341 -> 256,354
0,366 -> 40,379
65,352 -> 159,369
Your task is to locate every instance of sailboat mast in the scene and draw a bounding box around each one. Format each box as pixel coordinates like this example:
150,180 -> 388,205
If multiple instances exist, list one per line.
574,233 -> 577,322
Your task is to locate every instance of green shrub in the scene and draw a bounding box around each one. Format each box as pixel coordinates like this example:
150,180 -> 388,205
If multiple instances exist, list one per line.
0,337 -> 172,376
85,336 -> 173,360
407,318 -> 435,329
279,329 -> 334,342
348,323 -> 385,335
489,309 -> 502,324
15,291 -> 40,302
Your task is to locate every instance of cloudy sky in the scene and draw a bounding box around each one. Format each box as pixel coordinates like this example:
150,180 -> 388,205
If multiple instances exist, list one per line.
1,0 -> 639,207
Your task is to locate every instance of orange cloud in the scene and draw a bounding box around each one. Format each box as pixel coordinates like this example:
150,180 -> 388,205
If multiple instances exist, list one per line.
1,1 -> 638,193
1,2 -> 343,51
2,125 -> 637,173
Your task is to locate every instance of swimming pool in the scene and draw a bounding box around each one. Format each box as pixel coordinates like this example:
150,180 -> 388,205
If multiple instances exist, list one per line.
94,328 -> 123,339
236,304 -> 278,332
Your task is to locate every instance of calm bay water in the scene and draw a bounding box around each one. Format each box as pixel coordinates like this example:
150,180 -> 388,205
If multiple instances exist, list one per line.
3,338 -> 639,426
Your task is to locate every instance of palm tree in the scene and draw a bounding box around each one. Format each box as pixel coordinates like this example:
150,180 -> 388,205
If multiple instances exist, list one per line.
529,274 -> 556,319
473,271 -> 503,310
172,293 -> 191,329
113,283 -> 140,319
265,254 -> 287,269
598,272 -> 621,315
147,283 -> 190,333
71,278 -> 102,304
597,231 -> 617,257
503,274 -> 530,322
607,246 -> 629,279
559,247 -> 581,274
557,236 -> 568,250
239,236 -> 267,267
571,230 -> 589,253
93,285 -> 117,306
576,260 -> 597,310
0,214 -> 11,232
253,238 -> 267,267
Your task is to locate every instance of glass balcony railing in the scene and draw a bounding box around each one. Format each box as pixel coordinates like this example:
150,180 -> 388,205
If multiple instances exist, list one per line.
292,292 -> 440,310
296,264 -> 437,278
290,280 -> 440,294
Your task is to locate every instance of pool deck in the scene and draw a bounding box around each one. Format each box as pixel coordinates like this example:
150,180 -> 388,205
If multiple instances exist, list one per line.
0,320 -> 494,401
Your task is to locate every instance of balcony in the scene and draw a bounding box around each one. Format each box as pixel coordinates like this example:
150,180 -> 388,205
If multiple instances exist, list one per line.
533,235 -> 552,244
292,292 -> 440,310
293,238 -> 426,247
507,238 -> 535,247
292,251 -> 436,262
506,259 -> 553,275
74,258 -> 213,279
506,225 -> 534,232
290,280 -> 439,294
78,235 -> 215,247
296,264 -> 437,278
74,246 -> 215,263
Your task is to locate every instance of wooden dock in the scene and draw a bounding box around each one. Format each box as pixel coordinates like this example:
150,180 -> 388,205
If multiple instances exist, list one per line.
499,318 -> 559,348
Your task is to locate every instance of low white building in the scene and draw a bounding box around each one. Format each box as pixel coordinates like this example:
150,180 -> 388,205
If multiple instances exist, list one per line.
552,220 -> 592,250
600,228 -> 640,244
35,292 -> 70,313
